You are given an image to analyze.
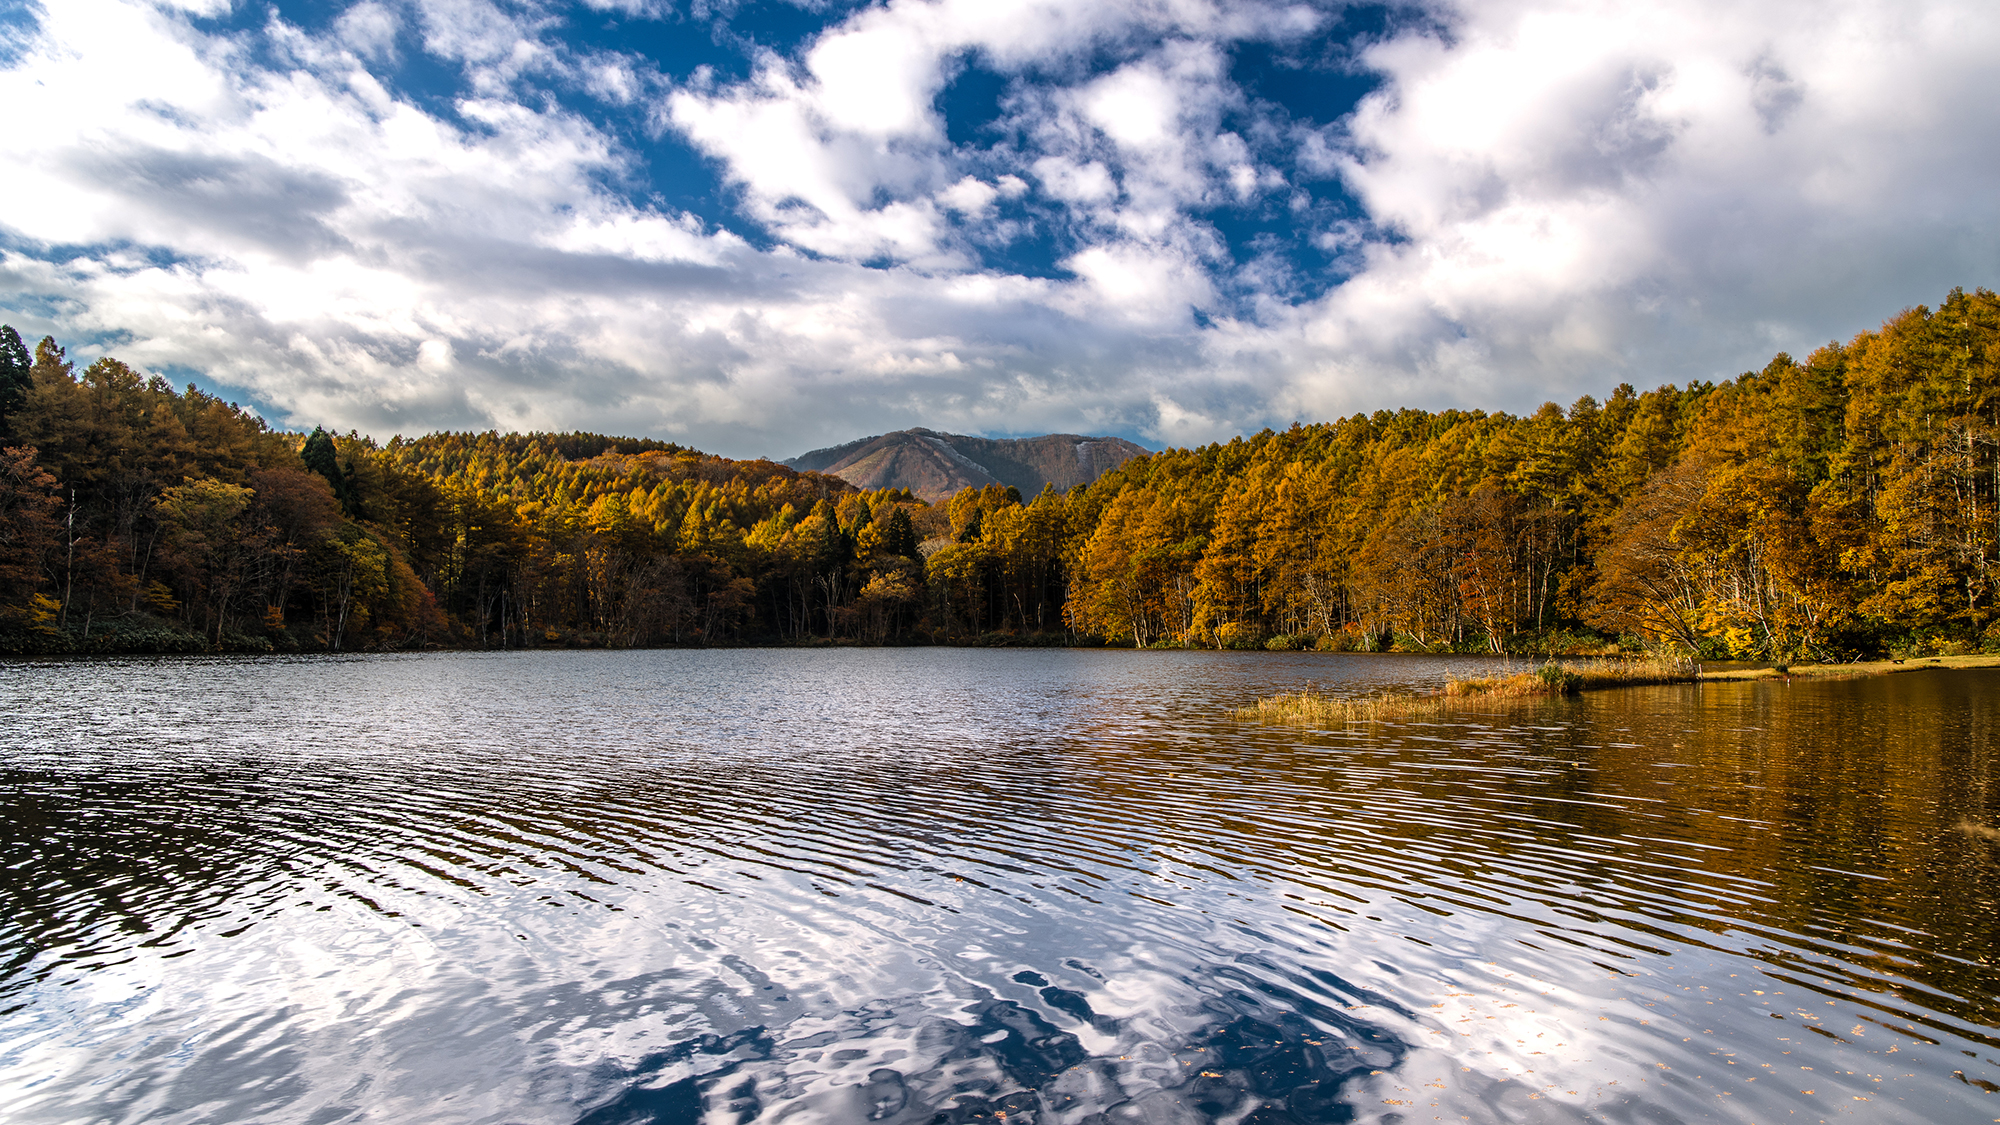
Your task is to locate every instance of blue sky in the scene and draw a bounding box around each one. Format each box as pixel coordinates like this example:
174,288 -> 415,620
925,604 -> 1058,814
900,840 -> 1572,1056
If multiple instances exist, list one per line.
2,0 -> 1997,458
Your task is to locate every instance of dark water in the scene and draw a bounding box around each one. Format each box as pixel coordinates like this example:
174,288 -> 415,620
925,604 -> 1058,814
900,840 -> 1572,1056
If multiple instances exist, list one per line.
2,651 -> 1998,1125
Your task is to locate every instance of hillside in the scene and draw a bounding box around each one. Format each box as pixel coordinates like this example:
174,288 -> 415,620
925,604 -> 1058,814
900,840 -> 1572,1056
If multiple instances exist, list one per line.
786,428 -> 1150,501
9,285 -> 2000,657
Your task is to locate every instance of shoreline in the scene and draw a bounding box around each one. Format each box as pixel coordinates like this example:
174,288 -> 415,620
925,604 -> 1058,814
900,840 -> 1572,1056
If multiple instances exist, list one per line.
1238,657 -> 1696,724
12,631 -> 2000,673
1698,652 -> 2000,681
1240,651 -> 2000,726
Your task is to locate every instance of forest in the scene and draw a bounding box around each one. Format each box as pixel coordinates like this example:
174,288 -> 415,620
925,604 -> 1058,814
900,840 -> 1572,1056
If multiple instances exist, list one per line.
3,285 -> 1998,660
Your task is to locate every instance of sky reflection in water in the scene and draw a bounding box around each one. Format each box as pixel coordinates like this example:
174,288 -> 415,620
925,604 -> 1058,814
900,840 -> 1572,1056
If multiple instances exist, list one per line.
0,650 -> 1996,1124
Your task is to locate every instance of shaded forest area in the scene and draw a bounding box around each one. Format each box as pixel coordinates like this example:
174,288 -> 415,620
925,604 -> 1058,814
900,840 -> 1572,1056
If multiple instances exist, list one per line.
3,286 -> 1999,659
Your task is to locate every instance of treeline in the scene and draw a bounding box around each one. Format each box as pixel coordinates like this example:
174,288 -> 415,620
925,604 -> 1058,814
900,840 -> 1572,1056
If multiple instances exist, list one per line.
2,285 -> 1997,658
0,332 -> 905,651
0,333 -> 441,652
1063,286 -> 2000,659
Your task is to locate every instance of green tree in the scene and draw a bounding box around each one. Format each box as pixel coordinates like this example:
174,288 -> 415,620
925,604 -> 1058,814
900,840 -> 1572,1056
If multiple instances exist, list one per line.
881,505 -> 920,561
300,427 -> 353,512
155,477 -> 257,644
317,523 -> 389,650
0,327 -> 30,436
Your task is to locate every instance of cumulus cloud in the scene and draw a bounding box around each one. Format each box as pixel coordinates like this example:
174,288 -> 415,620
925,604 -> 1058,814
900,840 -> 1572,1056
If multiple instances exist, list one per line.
1249,0 -> 2000,423
334,2 -> 400,61
0,0 -> 1996,458
936,176 -> 1000,218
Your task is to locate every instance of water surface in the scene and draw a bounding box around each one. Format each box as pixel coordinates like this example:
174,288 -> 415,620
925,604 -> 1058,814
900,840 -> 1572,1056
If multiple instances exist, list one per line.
2,649 -> 1997,1124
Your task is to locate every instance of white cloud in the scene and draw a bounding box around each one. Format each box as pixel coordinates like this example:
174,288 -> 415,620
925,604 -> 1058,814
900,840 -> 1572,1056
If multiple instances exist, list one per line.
660,1 -> 1300,270
1032,157 -> 1118,206
1081,63 -> 1180,151
580,0 -> 668,16
1064,242 -> 1216,327
936,176 -> 1000,217
1239,0 -> 2000,421
0,0 -> 1997,460
582,57 -> 644,106
334,2 -> 400,62
805,11 -> 948,138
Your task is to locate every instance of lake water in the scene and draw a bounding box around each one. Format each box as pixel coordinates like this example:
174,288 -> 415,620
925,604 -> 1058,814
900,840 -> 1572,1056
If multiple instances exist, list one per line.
2,649 -> 1998,1124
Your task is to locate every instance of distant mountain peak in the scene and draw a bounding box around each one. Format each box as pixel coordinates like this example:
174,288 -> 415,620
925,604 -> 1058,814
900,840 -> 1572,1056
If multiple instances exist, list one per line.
784,429 -> 1149,502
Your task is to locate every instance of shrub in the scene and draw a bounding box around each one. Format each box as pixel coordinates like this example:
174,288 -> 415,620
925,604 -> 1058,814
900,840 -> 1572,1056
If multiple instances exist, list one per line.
1535,661 -> 1584,694
1213,621 -> 1265,650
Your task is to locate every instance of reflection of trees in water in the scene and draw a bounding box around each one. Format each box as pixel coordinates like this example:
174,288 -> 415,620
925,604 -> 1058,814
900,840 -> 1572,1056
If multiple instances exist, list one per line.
1057,672 -> 2000,1050
574,965 -> 1409,1125
1578,677 -> 2000,1039
0,767 -> 311,996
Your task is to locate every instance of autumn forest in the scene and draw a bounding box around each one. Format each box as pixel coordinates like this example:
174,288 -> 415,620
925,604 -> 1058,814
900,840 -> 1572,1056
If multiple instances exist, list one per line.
2,286 -> 1998,660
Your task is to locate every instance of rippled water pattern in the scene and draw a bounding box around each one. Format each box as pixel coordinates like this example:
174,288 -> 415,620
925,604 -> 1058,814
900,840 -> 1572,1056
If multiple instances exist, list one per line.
2,650 -> 1998,1124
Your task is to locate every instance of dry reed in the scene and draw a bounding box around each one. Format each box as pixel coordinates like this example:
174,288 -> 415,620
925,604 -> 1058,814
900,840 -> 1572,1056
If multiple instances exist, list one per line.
1236,656 -> 1699,726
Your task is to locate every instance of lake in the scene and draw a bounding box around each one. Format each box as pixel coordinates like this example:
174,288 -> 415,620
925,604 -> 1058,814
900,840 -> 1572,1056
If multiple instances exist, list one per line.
1,649 -> 1997,1124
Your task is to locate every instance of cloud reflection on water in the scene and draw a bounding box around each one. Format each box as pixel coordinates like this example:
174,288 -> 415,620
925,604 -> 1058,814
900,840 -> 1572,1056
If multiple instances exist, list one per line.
1,651 -> 1997,1123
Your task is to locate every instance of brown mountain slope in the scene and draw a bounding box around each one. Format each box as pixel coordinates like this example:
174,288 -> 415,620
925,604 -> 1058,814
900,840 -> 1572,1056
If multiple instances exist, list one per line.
785,428 -> 1150,502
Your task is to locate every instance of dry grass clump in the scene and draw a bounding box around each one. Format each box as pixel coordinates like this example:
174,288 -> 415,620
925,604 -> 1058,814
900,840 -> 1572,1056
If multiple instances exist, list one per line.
1439,670 -> 1553,699
1234,688 -> 1442,725
1446,656 -> 1697,698
1568,655 -> 1700,688
1237,656 -> 1698,725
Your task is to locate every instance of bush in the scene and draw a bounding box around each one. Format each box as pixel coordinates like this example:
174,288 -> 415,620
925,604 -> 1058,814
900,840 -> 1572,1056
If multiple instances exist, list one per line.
218,632 -> 275,653
0,619 -> 218,655
1213,621 -> 1265,650
1535,661 -> 1584,694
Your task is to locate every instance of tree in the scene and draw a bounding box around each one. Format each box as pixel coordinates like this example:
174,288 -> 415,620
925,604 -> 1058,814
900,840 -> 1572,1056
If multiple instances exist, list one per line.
300,428 -> 354,512
0,446 -> 60,630
0,327 -> 30,436
316,524 -> 389,650
1442,484 -> 1529,652
247,467 -> 344,631
155,477 -> 257,644
881,506 -> 920,561
1586,461 -> 1718,653
850,563 -> 921,642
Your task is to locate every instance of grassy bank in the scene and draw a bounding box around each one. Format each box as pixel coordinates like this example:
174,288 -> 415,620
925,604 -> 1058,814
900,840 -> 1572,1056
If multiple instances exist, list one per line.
1239,650 -> 2000,726
1236,657 -> 1698,725
1699,652 -> 2000,681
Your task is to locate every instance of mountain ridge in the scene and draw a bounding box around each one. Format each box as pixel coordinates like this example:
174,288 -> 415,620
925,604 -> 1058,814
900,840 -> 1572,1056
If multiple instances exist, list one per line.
785,428 -> 1151,501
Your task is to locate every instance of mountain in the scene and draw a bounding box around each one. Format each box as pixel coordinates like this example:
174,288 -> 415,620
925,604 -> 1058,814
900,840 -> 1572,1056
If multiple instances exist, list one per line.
785,428 -> 1151,502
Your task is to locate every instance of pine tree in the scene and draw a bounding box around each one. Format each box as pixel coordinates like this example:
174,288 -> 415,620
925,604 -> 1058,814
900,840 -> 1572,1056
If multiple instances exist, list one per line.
0,326 -> 30,435
300,427 -> 353,512
882,506 -> 920,560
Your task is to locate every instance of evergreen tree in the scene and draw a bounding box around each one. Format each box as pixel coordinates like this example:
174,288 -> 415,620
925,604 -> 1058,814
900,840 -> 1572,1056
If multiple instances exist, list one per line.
0,326 -> 30,435
882,506 -> 920,560
300,427 -> 353,511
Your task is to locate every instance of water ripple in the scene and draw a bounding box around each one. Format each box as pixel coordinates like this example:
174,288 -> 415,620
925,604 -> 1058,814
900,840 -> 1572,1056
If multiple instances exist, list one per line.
1,650 -> 1997,1123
